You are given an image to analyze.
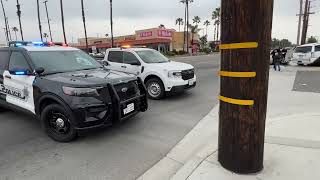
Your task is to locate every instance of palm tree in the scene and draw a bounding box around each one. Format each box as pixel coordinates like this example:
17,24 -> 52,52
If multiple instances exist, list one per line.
175,18 -> 184,32
81,0 -> 89,52
159,24 -> 165,29
60,0 -> 67,44
36,0 -> 43,41
193,16 -> 201,25
12,26 -> 18,40
188,24 -> 200,46
203,20 -> 210,36
1,0 -> 9,42
16,0 -> 24,41
212,7 -> 221,41
180,0 -> 193,53
43,33 -> 49,42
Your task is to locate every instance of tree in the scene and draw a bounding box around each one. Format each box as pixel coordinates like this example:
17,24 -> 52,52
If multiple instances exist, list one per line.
159,24 -> 165,29
188,24 -> 200,45
43,33 -> 49,42
12,27 -> 18,40
81,0 -> 89,52
193,16 -> 201,25
60,0 -> 67,44
203,20 -> 210,36
199,35 -> 208,49
176,18 -> 184,32
271,38 -> 293,48
212,7 -> 221,41
307,36 -> 318,43
180,0 -> 194,53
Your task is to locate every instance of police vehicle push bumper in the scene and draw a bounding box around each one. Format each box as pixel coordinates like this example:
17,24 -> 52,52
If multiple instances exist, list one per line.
71,78 -> 148,134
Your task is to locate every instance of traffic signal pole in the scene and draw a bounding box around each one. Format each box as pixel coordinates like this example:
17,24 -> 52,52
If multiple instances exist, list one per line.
218,0 -> 274,174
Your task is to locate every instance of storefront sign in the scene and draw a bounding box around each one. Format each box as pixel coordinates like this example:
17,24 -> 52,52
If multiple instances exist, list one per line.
140,31 -> 153,38
158,30 -> 172,37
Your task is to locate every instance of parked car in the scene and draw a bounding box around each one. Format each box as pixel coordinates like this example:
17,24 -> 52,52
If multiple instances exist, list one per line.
0,41 -> 148,142
292,43 -> 320,65
102,48 -> 196,100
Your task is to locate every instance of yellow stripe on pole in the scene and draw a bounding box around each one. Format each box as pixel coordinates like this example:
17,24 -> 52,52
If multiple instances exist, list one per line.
219,71 -> 256,78
219,42 -> 258,50
219,95 -> 254,106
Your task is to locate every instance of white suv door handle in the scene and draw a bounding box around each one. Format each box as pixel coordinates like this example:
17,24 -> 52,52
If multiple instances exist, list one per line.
121,65 -> 127,68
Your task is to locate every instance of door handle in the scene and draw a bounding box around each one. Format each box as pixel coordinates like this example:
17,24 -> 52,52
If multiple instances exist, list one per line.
121,65 -> 127,68
4,75 -> 11,79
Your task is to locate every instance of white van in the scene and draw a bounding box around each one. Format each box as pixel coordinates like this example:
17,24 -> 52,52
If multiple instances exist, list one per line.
292,43 -> 320,65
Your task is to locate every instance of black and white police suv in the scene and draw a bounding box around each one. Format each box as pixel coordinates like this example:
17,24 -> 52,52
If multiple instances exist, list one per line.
0,41 -> 148,142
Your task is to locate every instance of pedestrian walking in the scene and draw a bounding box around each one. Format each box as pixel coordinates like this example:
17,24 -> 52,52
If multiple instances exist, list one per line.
272,48 -> 282,71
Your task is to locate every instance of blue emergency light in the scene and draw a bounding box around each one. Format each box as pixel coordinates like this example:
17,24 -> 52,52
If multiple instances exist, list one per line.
15,71 -> 27,75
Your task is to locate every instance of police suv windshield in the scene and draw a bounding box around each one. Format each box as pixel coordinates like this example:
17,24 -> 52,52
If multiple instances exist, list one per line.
29,50 -> 102,75
135,50 -> 169,63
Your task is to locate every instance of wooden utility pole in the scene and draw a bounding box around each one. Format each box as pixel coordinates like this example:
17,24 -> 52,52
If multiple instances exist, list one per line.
218,0 -> 273,174
81,0 -> 89,52
37,0 -> 43,41
109,0 -> 114,48
301,0 -> 309,45
297,0 -> 303,45
60,0 -> 67,44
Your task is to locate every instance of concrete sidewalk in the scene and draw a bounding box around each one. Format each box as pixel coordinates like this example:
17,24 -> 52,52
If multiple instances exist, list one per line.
138,65 -> 320,180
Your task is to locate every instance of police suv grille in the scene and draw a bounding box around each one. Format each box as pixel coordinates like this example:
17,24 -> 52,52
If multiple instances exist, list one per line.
114,81 -> 138,101
181,69 -> 195,80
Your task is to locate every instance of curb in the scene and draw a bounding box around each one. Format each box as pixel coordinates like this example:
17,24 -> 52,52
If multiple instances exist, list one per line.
137,105 -> 220,180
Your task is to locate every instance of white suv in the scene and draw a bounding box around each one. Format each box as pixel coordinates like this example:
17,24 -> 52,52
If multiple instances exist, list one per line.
292,43 -> 320,65
103,48 -> 196,99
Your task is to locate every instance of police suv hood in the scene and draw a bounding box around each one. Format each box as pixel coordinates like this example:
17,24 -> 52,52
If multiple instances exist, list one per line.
43,68 -> 136,87
147,61 -> 194,71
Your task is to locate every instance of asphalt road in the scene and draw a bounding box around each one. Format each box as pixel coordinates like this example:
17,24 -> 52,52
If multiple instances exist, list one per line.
0,54 -> 221,180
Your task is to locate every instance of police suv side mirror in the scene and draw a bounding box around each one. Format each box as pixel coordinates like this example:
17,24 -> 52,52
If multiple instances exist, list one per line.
34,67 -> 45,75
102,61 -> 109,66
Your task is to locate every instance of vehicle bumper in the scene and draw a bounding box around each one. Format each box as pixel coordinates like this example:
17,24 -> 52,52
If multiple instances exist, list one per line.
72,79 -> 148,134
169,82 -> 197,93
164,76 -> 197,92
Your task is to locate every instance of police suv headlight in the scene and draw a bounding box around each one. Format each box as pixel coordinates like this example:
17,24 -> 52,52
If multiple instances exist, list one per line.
168,71 -> 182,78
62,87 -> 100,97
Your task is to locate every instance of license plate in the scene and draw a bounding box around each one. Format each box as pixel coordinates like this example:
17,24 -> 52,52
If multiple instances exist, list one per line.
188,79 -> 194,86
123,103 -> 135,115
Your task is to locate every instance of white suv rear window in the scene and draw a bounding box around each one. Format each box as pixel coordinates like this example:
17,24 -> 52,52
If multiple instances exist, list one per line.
295,46 -> 312,53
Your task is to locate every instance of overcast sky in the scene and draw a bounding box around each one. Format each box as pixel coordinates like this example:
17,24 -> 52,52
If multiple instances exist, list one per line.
0,0 -> 319,44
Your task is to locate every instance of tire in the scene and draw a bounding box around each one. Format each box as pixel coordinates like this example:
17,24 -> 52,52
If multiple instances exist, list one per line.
41,104 -> 77,142
0,107 -> 7,112
146,78 -> 165,100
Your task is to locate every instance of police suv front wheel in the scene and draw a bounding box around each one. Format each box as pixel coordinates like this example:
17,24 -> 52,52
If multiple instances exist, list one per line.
41,104 -> 77,142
